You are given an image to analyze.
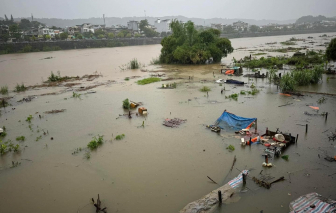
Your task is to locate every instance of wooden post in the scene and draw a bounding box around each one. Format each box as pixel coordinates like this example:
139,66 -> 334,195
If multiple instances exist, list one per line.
265,155 -> 268,164
266,127 -> 268,135
249,137 -> 252,146
296,134 -> 298,143
325,112 -> 328,121
255,119 -> 257,133
306,124 -> 308,133
242,173 -> 247,185
218,191 -> 222,204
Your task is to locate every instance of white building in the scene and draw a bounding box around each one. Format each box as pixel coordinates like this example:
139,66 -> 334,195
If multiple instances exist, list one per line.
127,21 -> 139,32
81,23 -> 94,33
232,21 -> 248,31
154,19 -> 171,33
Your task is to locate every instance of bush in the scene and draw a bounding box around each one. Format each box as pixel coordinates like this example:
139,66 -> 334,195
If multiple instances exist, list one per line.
137,77 -> 161,85
122,98 -> 130,109
200,86 -> 211,92
0,86 -> 8,95
115,134 -> 125,140
87,135 -> 104,150
326,38 -> 336,61
280,73 -> 296,92
22,45 -> 32,53
48,71 -> 60,82
129,59 -> 140,69
16,136 -> 25,141
14,83 -> 27,92
150,57 -> 161,65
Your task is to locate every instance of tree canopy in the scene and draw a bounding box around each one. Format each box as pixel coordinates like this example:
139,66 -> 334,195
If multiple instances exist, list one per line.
159,20 -> 233,64
326,38 -> 336,61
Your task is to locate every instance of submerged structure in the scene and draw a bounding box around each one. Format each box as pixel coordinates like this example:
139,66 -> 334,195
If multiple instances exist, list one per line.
215,110 -> 257,131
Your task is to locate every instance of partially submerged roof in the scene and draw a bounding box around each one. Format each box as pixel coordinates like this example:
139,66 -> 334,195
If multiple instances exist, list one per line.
216,111 -> 256,131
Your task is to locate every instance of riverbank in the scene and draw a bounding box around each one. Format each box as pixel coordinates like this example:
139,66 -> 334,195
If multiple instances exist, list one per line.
0,37 -> 162,55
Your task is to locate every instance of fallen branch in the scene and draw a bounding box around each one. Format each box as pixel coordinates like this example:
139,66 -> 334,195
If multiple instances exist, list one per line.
92,194 -> 107,213
230,155 -> 237,171
278,103 -> 293,107
207,176 -> 218,184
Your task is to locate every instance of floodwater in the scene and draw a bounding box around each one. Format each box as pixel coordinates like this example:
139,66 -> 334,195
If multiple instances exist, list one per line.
0,32 -> 336,213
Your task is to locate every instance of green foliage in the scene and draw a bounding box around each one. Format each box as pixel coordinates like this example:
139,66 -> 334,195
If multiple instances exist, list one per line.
226,145 -> 235,151
84,151 -> 91,159
137,77 -> 161,85
0,86 -> 8,95
117,31 -> 124,38
0,139 -> 20,155
159,20 -> 233,64
281,155 -> 289,161
249,88 -> 260,95
139,20 -> 149,32
200,86 -> 211,92
124,77 -> 130,81
16,136 -> 25,141
143,28 -> 159,37
15,83 -> 26,92
122,98 -> 130,109
129,58 -> 140,69
87,135 -> 104,150
115,134 -> 125,140
26,115 -> 33,123
225,93 -> 239,101
22,45 -> 32,53
280,73 -> 297,92
126,33 -> 132,38
326,38 -> 336,61
72,92 -> 81,99
240,90 -> 246,95
35,135 -> 42,142
107,33 -> 115,39
280,41 -> 296,45
134,33 -> 142,38
60,32 -> 68,40
48,71 -> 61,82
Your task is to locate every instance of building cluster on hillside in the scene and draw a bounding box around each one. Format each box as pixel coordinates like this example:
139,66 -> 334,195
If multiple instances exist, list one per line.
0,18 -> 173,42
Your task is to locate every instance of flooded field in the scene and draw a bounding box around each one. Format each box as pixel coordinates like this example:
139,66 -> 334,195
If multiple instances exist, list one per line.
1,32 -> 336,213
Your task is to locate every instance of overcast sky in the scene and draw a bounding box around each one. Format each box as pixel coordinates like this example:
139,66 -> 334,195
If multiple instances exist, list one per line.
1,0 -> 336,20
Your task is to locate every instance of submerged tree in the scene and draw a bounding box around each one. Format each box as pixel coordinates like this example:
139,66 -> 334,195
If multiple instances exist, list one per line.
326,38 -> 336,61
159,20 -> 233,64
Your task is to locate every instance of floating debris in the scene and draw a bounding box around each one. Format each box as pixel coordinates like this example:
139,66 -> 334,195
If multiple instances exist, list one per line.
44,109 -> 66,114
163,118 -> 186,128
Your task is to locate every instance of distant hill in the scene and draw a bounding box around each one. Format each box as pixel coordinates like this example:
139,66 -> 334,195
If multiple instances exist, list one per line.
296,15 -> 336,24
9,16 -> 295,28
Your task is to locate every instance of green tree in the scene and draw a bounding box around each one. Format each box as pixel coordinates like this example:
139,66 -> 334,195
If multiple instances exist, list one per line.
159,20 -> 233,64
134,33 -> 142,37
326,38 -> 336,61
54,34 -> 60,40
9,24 -> 21,40
77,34 -> 83,39
117,31 -> 124,38
45,34 -> 51,40
139,19 -> 149,32
107,33 -> 115,39
98,34 -> 105,39
143,28 -> 159,37
31,35 -> 36,41
60,32 -> 68,40
126,33 -> 132,38
94,29 -> 105,37
0,34 -> 9,42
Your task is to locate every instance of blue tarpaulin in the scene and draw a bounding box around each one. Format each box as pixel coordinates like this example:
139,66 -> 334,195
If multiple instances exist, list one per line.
216,111 -> 256,131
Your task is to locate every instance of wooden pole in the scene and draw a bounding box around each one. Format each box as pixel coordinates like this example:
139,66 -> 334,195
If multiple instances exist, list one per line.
242,173 -> 247,185
218,191 -> 222,204
265,155 -> 268,164
306,124 -> 308,133
325,112 -> 328,121
296,134 -> 298,143
255,119 -> 257,133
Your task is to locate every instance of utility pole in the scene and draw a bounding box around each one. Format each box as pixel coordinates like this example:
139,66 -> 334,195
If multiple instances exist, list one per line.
144,10 -> 146,20
103,14 -> 105,26
31,13 -> 33,22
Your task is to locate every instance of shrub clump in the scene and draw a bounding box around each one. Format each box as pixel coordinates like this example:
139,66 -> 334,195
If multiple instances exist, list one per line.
115,134 -> 125,140
14,83 -> 27,92
0,86 -> 8,95
122,98 -> 130,109
16,136 -> 25,141
87,135 -> 104,150
200,86 -> 211,92
129,58 -> 140,69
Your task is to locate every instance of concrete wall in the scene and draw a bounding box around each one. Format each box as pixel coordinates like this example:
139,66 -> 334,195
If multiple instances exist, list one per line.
0,37 -> 163,54
221,29 -> 336,39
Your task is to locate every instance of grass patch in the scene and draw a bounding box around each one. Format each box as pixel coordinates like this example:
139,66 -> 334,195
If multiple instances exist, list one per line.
253,53 -> 267,56
115,134 -> 125,140
200,86 -> 211,92
72,92 -> 81,99
137,77 -> 161,85
225,93 -> 239,101
280,41 -> 296,45
124,77 -> 130,81
14,83 -> 27,92
87,135 -> 104,150
226,145 -> 235,151
240,90 -> 246,95
0,86 -> 8,95
16,136 -> 25,141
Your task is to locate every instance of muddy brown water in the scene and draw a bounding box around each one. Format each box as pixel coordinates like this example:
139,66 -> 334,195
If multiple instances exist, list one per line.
0,32 -> 336,213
